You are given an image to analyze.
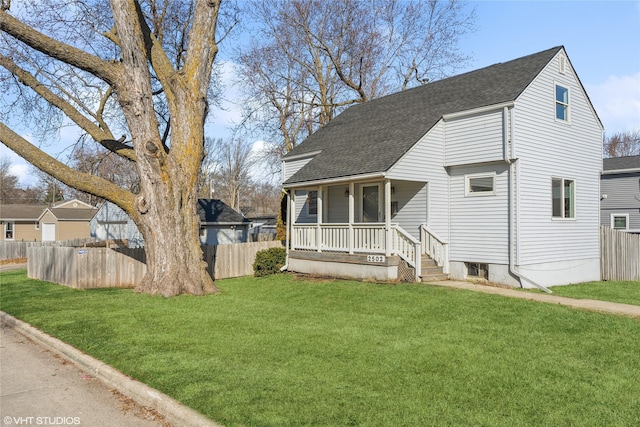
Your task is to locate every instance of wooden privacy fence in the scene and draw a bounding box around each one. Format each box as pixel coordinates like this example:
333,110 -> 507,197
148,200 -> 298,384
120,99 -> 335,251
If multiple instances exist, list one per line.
27,240 -> 283,289
1,238 -> 99,261
600,226 -> 640,281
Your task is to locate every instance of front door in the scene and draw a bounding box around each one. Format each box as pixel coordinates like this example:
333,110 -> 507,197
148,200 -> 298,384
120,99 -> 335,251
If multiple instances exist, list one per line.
362,185 -> 380,222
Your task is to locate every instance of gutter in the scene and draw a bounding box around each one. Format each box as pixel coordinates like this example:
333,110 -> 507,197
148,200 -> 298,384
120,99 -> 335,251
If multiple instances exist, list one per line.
505,106 -> 552,294
280,188 -> 291,272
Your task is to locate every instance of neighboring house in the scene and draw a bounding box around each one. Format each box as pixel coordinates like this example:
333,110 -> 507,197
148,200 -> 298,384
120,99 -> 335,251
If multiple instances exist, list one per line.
198,199 -> 251,245
37,199 -> 98,241
281,46 -> 603,289
90,199 -> 251,247
0,204 -> 45,242
601,155 -> 640,233
90,201 -> 145,247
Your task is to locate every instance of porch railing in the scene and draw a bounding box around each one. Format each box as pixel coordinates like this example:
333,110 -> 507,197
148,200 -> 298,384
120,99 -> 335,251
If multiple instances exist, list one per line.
291,223 -> 421,278
420,224 -> 449,274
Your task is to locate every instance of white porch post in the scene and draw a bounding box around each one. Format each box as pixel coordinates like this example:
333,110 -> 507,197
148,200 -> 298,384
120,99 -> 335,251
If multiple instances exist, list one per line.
348,182 -> 354,254
385,179 -> 392,256
316,186 -> 323,252
290,190 -> 296,249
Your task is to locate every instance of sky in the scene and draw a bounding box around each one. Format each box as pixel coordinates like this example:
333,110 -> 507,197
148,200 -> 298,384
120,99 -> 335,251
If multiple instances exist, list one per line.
2,0 -> 640,188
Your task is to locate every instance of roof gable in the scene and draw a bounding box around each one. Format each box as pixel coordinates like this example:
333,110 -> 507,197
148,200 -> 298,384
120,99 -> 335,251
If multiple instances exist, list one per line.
283,46 -> 564,185
197,199 -> 249,224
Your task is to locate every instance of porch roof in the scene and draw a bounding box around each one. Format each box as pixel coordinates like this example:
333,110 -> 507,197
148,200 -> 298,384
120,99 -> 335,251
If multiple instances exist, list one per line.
283,46 -> 563,185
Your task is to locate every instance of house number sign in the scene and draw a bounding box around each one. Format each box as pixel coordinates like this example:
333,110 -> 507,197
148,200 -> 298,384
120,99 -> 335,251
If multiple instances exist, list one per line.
367,255 -> 385,263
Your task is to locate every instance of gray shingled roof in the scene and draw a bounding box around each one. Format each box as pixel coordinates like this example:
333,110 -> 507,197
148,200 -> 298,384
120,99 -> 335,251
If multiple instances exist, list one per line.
0,204 -> 46,221
603,155 -> 640,172
197,199 -> 249,224
284,46 -> 564,185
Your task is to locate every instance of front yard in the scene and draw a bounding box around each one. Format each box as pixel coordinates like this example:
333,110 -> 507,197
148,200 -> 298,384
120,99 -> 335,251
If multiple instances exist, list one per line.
522,280 -> 640,306
1,270 -> 639,427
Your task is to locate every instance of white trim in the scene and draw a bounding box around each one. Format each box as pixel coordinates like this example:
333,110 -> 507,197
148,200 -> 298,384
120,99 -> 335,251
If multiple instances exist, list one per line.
442,101 -> 515,121
465,172 -> 496,197
554,82 -> 570,124
284,172 -> 386,189
4,221 -> 15,240
602,168 -> 640,175
551,176 -> 576,220
610,213 -> 629,231
283,150 -> 322,162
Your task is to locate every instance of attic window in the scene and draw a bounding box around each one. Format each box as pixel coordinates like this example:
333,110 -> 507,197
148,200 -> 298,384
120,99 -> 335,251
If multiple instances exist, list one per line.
555,84 -> 569,122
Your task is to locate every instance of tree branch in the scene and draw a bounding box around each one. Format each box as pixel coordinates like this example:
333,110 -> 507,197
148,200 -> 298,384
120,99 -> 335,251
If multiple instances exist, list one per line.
0,10 -> 120,85
0,54 -> 136,161
0,122 -> 134,210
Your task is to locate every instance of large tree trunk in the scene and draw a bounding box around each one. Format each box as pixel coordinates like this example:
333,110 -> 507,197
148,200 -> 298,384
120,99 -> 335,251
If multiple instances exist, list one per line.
134,189 -> 217,297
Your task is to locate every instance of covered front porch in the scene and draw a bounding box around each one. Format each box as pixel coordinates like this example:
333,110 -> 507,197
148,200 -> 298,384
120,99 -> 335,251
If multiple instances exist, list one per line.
283,178 -> 449,282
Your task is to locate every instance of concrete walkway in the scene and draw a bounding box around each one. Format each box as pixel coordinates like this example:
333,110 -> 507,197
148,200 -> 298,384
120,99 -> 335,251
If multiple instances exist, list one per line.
1,313 -> 221,427
427,280 -> 640,319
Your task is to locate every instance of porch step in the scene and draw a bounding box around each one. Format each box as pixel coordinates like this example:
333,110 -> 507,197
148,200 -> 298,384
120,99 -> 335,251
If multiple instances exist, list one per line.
419,256 -> 449,282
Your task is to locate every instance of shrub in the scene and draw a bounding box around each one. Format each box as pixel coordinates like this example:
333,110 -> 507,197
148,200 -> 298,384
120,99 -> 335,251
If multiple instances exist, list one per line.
253,247 -> 286,277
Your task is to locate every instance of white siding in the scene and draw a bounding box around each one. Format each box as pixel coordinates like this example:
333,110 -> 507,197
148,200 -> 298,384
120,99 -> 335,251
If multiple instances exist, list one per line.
293,190 -> 317,223
327,185 -> 349,223
514,51 -> 602,265
283,156 -> 315,182
444,109 -> 504,166
388,121 -> 449,239
391,181 -> 427,240
449,163 -> 509,264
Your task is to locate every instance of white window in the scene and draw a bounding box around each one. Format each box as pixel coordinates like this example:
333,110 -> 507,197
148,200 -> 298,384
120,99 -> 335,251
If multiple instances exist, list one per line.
465,173 -> 495,196
4,222 -> 15,240
555,84 -> 569,122
552,178 -> 575,219
611,214 -> 629,231
307,191 -> 318,216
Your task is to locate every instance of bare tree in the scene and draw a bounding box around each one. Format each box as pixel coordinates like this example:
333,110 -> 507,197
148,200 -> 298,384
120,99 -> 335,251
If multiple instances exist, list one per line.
604,130 -> 640,158
237,0 -> 476,154
0,155 -> 19,204
206,137 -> 254,211
0,0 -> 237,296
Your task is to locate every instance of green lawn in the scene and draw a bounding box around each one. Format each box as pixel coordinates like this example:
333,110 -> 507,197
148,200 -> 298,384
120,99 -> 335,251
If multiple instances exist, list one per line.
526,280 -> 640,306
1,270 -> 639,427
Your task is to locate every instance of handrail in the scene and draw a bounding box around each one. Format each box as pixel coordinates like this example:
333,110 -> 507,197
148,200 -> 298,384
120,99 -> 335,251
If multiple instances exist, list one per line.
420,224 -> 449,274
391,225 -> 421,279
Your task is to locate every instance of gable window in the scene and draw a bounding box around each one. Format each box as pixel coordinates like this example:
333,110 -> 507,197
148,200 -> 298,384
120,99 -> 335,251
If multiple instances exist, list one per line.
611,214 -> 628,231
555,84 -> 569,121
307,191 -> 318,216
466,173 -> 495,196
4,222 -> 14,240
552,178 -> 575,219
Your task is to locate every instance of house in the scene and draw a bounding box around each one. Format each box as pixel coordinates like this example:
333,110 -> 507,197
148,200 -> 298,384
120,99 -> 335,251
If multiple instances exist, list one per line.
1,199 -> 97,242
37,199 -> 98,241
197,199 -> 251,245
0,204 -> 45,241
601,155 -> 640,232
90,199 -> 251,247
281,46 -> 603,289
90,201 -> 145,247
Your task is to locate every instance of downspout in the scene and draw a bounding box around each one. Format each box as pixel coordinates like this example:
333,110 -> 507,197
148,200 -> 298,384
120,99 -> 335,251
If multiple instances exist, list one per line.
280,188 -> 290,272
505,106 -> 552,293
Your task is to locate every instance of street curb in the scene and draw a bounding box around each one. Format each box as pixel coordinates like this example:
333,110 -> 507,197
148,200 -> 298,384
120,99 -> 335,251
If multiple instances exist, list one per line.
1,312 -> 223,427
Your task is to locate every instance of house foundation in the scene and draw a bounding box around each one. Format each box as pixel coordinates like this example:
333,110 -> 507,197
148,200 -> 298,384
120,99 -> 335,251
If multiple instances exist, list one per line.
288,251 -> 400,281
